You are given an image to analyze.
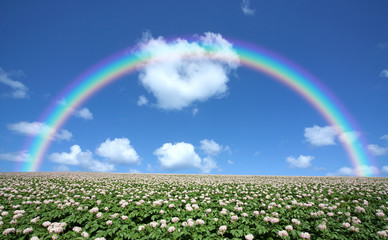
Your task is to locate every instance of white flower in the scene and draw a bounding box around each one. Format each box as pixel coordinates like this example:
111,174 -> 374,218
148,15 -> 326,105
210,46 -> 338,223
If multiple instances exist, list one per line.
245,233 -> 254,240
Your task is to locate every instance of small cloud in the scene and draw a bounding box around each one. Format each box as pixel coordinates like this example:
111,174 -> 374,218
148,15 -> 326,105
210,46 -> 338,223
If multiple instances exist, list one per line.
0,67 -> 29,99
241,0 -> 255,16
53,165 -> 70,172
227,159 -> 234,165
137,95 -> 148,106
129,168 -> 141,173
200,139 -> 222,156
95,138 -> 140,165
254,151 -> 261,156
0,150 -> 30,162
304,125 -> 337,146
380,69 -> 388,78
7,121 -> 72,141
192,108 -> 199,116
201,157 -> 217,174
74,107 -> 93,120
147,164 -> 153,172
381,135 -> 388,141
382,166 -> 388,175
286,155 -> 314,169
367,144 -> 388,156
328,165 -> 380,176
154,142 -> 202,170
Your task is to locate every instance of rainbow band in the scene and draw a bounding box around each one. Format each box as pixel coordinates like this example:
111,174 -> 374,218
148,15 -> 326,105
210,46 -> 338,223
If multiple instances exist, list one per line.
21,41 -> 374,176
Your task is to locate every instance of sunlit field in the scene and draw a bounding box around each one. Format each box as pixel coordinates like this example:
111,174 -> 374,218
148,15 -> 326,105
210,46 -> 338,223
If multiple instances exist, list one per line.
0,173 -> 387,239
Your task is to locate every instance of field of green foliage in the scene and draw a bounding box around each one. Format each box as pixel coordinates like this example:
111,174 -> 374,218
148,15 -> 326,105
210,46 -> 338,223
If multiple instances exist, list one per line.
0,173 -> 387,239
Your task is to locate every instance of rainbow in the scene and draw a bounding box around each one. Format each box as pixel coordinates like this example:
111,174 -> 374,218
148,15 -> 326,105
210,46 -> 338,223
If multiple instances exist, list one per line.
20,38 -> 375,176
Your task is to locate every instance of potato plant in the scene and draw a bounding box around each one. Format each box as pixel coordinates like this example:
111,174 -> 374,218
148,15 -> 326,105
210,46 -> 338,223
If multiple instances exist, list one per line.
0,172 -> 387,239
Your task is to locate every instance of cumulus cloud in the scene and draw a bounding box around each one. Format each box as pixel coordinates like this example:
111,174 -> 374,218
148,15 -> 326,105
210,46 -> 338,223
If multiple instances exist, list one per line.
380,69 -> 388,78
137,95 -> 148,106
192,108 -> 199,116
96,138 -> 140,164
367,144 -> 388,156
200,139 -> 223,156
7,121 -> 72,141
328,165 -> 380,176
304,125 -> 358,147
154,142 -> 202,170
304,125 -> 337,146
49,145 -> 115,172
201,157 -> 218,174
137,32 -> 239,110
241,0 -> 255,16
0,151 -> 29,162
0,67 -> 29,99
227,159 -> 234,165
74,107 -> 93,120
286,155 -> 314,168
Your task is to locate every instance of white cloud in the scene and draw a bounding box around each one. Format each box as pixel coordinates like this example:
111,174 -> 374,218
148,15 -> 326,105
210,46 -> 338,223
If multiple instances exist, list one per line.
241,0 -> 255,16
129,168 -> 141,173
96,138 -> 140,164
367,144 -> 388,156
53,165 -> 70,172
154,142 -> 202,170
286,155 -> 314,168
137,95 -> 148,106
338,166 -> 354,176
381,135 -> 388,141
0,67 -> 29,99
201,157 -> 218,174
137,32 -> 239,110
379,69 -> 388,78
49,145 -> 115,172
227,159 -> 234,165
0,151 -> 29,162
200,139 -> 222,156
7,121 -> 72,141
49,145 -> 88,165
338,131 -> 359,144
328,165 -> 380,176
74,107 -> 93,120
304,125 -> 337,146
382,166 -> 388,175
192,108 -> 199,116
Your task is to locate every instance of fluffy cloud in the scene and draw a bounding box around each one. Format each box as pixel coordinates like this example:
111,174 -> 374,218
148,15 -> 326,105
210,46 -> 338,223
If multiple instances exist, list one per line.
137,95 -> 148,106
137,32 -> 239,110
7,121 -> 72,141
49,145 -> 115,172
201,157 -> 218,174
74,107 -> 93,120
129,169 -> 141,173
0,67 -> 29,99
227,160 -> 234,165
286,155 -> 314,168
379,69 -> 388,78
304,125 -> 358,147
96,138 -> 140,164
381,135 -> 388,141
200,139 -> 223,156
154,142 -> 202,170
304,125 -> 337,146
241,0 -> 255,16
328,165 -> 380,176
0,151 -> 29,162
367,144 -> 388,156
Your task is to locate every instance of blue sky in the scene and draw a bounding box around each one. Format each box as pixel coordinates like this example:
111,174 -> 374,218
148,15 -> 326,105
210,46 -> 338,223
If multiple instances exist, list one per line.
0,1 -> 387,176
